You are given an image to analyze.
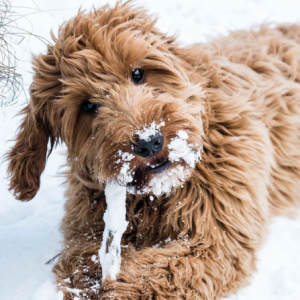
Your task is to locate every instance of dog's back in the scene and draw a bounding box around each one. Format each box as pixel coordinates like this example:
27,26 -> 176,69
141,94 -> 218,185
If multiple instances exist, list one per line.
179,24 -> 300,217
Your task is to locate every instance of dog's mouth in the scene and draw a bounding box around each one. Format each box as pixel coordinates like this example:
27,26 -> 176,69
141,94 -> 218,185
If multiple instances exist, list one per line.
144,158 -> 171,174
126,158 -> 171,190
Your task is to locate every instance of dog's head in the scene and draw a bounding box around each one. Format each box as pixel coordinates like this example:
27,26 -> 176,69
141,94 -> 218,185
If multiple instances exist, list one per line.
7,1 -> 206,201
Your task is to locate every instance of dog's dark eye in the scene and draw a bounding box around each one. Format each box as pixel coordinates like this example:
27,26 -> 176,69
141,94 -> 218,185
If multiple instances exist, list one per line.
82,101 -> 101,113
132,69 -> 145,84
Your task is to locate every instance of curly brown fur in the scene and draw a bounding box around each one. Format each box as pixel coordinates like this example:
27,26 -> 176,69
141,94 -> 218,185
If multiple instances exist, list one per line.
6,1 -> 300,299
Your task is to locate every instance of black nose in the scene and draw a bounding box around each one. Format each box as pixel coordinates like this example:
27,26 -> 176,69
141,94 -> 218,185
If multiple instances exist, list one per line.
132,132 -> 164,158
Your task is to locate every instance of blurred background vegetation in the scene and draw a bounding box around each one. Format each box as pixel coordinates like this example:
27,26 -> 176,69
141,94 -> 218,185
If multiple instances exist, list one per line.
0,0 -> 23,107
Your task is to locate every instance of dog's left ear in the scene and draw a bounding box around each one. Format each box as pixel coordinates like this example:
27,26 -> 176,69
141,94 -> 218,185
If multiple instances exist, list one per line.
7,49 -> 61,201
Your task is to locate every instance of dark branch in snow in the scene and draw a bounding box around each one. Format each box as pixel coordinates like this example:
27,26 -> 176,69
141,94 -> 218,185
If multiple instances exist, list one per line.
45,253 -> 61,265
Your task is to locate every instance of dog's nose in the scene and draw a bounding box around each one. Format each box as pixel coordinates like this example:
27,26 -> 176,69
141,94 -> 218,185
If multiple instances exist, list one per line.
132,132 -> 164,158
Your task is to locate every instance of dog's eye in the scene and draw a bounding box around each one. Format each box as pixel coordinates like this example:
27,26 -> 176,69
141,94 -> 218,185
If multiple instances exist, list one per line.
132,69 -> 145,84
82,101 -> 101,113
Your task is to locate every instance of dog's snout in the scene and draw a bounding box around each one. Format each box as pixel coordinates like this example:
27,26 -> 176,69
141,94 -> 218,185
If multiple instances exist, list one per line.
133,131 -> 164,158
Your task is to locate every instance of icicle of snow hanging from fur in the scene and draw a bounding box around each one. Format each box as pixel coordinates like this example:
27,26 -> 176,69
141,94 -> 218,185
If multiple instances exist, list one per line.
99,180 -> 128,281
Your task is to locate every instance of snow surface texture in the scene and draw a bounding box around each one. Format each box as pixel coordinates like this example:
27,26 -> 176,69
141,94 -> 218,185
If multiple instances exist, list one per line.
99,181 -> 128,281
0,1 -> 300,299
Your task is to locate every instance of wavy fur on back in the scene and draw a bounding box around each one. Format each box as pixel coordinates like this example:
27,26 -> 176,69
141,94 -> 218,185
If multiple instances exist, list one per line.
6,1 -> 300,299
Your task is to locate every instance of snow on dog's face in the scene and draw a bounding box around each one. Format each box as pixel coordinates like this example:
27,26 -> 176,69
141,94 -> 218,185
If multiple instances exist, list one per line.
7,2 -> 206,201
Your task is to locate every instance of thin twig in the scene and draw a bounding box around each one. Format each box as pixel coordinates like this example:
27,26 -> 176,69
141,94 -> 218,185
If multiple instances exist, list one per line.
0,0 -> 60,107
45,252 -> 61,265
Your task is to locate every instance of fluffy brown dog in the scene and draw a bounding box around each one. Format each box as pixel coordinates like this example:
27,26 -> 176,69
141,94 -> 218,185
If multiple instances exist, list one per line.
6,1 -> 300,299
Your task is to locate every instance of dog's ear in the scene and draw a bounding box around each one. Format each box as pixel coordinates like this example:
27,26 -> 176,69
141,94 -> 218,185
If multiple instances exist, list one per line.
7,50 -> 61,201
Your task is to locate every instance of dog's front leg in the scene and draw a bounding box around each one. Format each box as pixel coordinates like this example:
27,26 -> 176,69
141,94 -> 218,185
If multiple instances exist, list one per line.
99,236 -> 257,300
53,237 -> 104,300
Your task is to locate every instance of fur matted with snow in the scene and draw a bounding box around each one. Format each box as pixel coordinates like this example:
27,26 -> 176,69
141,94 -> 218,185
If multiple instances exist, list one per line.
135,121 -> 165,142
99,129 -> 201,280
99,180 -> 128,281
168,130 -> 201,168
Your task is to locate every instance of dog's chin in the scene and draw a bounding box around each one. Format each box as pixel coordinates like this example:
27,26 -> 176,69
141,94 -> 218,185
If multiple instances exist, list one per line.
126,160 -> 192,197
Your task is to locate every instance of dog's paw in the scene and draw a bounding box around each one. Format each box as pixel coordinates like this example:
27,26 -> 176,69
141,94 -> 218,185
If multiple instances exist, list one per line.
99,273 -> 154,300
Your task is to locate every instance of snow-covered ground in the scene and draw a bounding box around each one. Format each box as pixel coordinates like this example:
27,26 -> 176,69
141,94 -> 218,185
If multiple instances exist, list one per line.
0,0 -> 300,299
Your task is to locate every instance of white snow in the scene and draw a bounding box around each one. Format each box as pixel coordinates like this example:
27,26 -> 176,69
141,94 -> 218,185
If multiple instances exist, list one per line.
116,150 -> 135,184
1,1 -> 300,300
117,162 -> 134,184
32,276 -> 63,300
116,150 -> 135,163
135,121 -> 165,142
168,130 -> 201,168
99,180 -> 128,281
64,287 -> 81,298
146,165 -> 191,196
126,164 -> 191,197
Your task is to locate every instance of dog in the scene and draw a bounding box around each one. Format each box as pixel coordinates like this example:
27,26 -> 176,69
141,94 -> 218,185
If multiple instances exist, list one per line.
6,1 -> 300,299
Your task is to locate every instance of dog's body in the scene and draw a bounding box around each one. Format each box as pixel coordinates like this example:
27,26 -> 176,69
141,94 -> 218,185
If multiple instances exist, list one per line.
7,2 -> 300,299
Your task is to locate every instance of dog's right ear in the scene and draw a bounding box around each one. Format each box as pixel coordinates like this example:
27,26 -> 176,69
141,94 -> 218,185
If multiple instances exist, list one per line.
7,50 -> 61,201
